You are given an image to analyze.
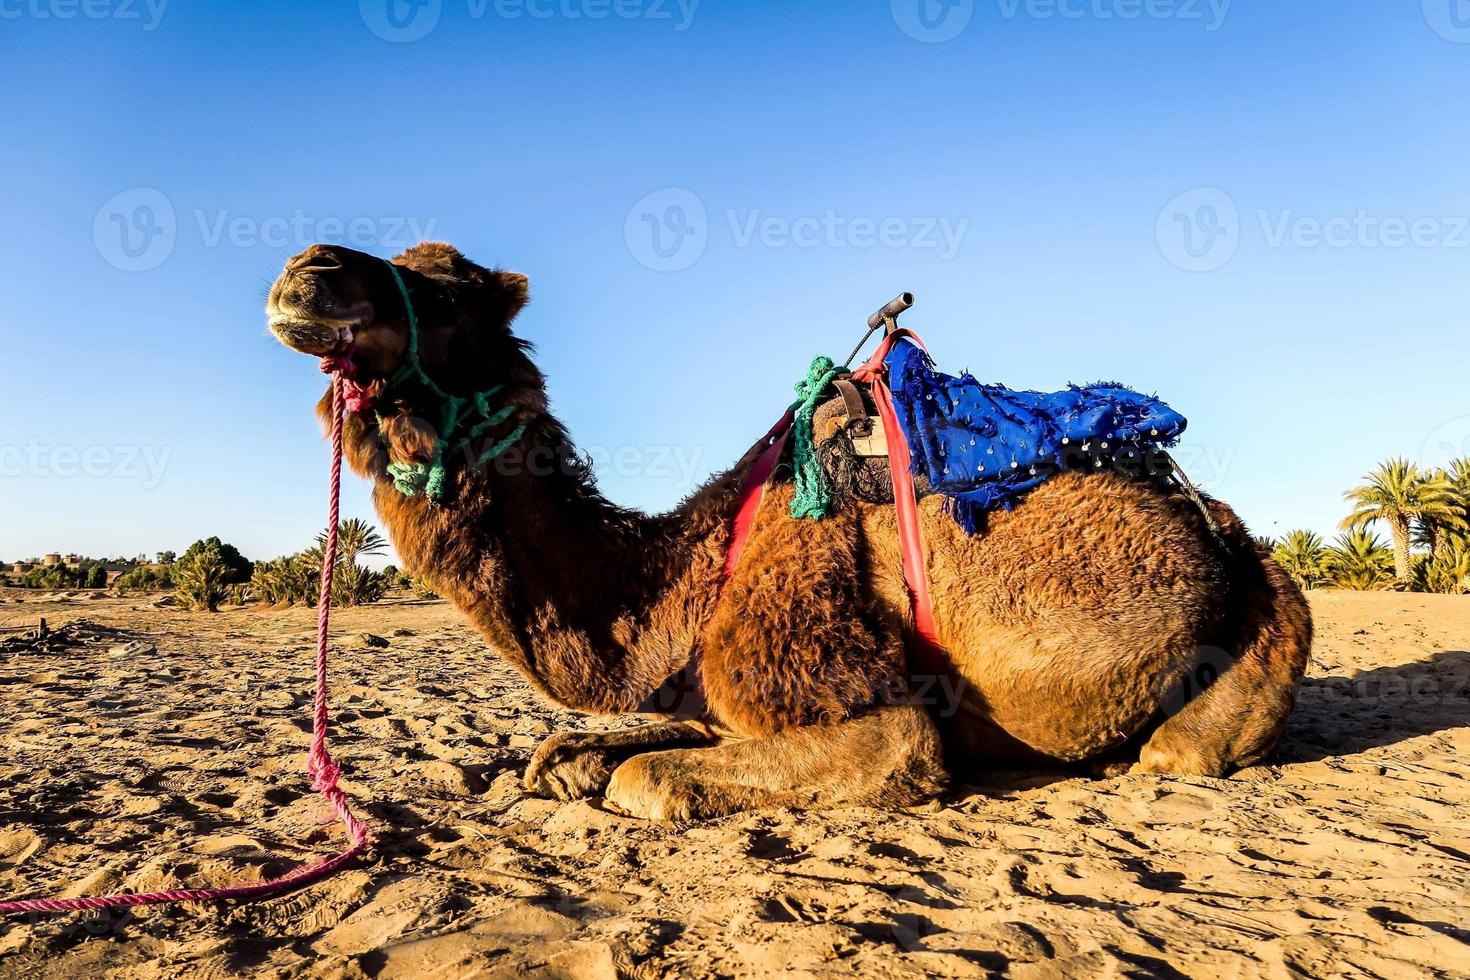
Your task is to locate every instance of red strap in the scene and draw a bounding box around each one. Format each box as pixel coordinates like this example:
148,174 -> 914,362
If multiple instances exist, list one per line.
722,330 -> 944,673
852,331 -> 944,666
724,409 -> 794,579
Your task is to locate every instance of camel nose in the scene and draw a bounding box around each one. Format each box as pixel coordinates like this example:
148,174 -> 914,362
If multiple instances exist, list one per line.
287,244 -> 346,274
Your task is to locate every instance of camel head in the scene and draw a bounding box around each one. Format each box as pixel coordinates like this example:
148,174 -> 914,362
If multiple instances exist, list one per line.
266,242 -> 530,390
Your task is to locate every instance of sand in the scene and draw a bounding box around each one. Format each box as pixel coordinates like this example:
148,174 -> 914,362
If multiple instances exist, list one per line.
0,589 -> 1467,978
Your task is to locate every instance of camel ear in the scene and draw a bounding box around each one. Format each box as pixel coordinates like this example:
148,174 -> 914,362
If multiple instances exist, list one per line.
490,270 -> 530,322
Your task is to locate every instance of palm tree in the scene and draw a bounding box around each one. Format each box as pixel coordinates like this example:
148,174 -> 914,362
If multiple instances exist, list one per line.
1445,459 -> 1470,549
1325,529 -> 1395,591
1272,530 -> 1329,591
316,518 -> 388,568
1341,458 -> 1465,584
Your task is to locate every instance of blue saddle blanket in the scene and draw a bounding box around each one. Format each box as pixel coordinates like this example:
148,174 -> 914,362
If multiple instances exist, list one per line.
884,339 -> 1187,531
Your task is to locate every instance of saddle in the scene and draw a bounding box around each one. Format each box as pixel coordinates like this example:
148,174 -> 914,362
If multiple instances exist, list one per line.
811,375 -> 924,506
808,340 -> 1189,530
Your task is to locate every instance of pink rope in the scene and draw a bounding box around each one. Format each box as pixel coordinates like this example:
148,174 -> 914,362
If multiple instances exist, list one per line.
0,375 -> 371,917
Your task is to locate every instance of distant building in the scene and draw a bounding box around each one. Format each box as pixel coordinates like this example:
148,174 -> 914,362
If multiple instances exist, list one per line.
43,553 -> 62,567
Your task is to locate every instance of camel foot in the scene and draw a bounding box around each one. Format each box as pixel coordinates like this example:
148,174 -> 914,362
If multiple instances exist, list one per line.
603,704 -> 948,823
524,721 -> 715,801
603,752 -> 712,824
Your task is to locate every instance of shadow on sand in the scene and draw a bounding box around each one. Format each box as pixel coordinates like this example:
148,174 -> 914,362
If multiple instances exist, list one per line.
1276,648 -> 1470,764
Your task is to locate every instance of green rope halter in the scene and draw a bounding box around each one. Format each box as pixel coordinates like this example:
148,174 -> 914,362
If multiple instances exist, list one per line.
379,261 -> 528,503
789,354 -> 840,520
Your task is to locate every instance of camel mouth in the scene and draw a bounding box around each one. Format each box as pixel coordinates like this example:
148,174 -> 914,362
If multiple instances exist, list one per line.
268,314 -> 349,356
266,294 -> 375,357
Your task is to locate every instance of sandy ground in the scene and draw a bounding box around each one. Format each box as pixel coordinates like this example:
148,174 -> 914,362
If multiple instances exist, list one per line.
0,590 -> 1467,979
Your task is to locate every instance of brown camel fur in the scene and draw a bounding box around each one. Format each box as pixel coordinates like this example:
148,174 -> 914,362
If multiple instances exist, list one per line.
266,242 -> 1312,822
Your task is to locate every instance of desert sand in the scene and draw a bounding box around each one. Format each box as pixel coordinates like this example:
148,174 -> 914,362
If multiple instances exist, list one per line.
0,589 -> 1467,978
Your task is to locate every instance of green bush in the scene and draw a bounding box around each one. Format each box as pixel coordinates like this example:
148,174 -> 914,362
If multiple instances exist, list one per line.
113,565 -> 172,592
174,541 -> 229,612
177,537 -> 253,584
20,564 -> 87,589
250,555 -> 319,606
249,533 -> 390,608
1415,543 -> 1470,595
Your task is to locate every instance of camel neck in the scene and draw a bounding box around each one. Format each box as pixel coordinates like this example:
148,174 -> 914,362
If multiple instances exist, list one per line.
370,409 -> 738,715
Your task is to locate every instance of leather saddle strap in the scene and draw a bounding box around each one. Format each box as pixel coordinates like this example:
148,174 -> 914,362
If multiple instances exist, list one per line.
832,377 -> 869,425
852,330 -> 946,671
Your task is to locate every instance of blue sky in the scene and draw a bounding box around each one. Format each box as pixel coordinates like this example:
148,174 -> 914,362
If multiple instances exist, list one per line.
1,0 -> 1467,565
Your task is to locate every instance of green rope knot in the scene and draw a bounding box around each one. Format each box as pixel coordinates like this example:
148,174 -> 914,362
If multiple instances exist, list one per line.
789,354 -> 840,521
386,460 -> 432,497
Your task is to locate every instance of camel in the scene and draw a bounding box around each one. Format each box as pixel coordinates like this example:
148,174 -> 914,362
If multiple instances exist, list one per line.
266,241 -> 1312,823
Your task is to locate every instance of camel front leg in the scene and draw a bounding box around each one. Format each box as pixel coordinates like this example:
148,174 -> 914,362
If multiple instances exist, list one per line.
525,720 -> 718,801
601,704 -> 948,823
